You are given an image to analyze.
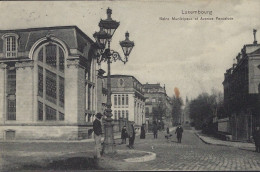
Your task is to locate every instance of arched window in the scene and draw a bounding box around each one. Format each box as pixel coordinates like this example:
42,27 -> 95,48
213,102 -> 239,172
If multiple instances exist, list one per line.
36,43 -> 65,121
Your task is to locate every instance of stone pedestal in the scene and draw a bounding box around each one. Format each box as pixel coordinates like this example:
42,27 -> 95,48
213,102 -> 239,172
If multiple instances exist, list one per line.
103,121 -> 115,154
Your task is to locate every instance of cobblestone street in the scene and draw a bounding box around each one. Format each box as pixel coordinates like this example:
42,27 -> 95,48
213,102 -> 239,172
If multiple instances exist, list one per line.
1,129 -> 260,171
107,129 -> 260,171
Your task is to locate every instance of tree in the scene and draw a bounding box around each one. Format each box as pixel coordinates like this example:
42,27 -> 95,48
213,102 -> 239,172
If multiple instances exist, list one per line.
171,96 -> 183,126
189,93 -> 217,130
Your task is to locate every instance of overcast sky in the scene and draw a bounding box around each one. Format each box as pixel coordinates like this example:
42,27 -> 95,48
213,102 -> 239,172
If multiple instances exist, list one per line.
0,0 -> 260,100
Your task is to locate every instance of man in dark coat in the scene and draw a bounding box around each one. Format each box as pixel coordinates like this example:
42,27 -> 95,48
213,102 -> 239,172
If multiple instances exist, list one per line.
128,122 -> 136,149
121,126 -> 128,144
140,124 -> 146,139
93,113 -> 103,158
153,121 -> 158,139
253,126 -> 260,153
175,124 -> 184,143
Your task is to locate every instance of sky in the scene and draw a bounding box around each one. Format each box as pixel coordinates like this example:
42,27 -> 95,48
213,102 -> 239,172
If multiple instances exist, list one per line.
0,0 -> 259,100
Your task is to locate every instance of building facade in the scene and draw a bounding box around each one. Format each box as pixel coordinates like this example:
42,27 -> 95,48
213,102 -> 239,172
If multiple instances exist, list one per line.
143,83 -> 172,130
223,35 -> 260,141
0,26 -> 99,140
103,75 -> 145,129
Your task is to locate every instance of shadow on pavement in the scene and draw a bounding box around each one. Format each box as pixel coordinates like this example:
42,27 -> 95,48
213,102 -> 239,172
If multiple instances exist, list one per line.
20,157 -> 103,171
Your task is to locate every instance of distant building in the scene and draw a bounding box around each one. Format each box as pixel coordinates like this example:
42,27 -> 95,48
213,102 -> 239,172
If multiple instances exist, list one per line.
223,30 -> 260,141
0,26 -> 99,140
103,75 -> 145,129
143,83 -> 172,130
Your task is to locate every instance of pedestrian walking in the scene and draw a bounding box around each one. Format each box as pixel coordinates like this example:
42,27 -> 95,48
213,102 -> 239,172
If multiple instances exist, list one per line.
128,122 -> 136,149
253,126 -> 260,153
93,113 -> 103,158
153,121 -> 158,139
175,124 -> 183,143
140,124 -> 146,139
121,126 -> 128,144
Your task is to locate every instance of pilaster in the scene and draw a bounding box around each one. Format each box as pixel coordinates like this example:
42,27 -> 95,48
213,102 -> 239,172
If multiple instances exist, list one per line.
15,61 -> 34,122
0,63 -> 7,124
65,58 -> 86,124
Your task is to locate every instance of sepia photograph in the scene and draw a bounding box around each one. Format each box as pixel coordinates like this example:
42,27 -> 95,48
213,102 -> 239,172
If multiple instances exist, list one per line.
0,0 -> 260,171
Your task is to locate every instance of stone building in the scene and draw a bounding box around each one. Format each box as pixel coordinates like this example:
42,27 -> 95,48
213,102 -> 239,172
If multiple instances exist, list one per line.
223,30 -> 260,141
143,83 -> 172,130
0,26 -> 99,140
103,75 -> 145,129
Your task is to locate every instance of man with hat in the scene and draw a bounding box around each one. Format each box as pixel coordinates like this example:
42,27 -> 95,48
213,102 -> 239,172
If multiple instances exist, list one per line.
93,113 -> 103,158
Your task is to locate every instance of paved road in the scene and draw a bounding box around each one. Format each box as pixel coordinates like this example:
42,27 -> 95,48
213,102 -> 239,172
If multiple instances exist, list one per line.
107,129 -> 260,171
1,129 -> 260,171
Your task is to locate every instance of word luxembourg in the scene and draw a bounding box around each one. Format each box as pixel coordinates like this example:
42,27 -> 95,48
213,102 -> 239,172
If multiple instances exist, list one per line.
182,10 -> 213,15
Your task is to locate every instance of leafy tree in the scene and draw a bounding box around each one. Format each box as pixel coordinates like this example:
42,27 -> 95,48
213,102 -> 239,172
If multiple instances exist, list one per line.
171,96 -> 183,126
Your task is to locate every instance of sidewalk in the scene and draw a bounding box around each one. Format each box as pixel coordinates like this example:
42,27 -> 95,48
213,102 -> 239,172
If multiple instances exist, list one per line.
0,134 -> 122,143
194,130 -> 255,151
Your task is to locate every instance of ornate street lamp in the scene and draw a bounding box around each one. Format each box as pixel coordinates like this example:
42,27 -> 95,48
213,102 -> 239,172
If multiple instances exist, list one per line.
94,8 -> 134,154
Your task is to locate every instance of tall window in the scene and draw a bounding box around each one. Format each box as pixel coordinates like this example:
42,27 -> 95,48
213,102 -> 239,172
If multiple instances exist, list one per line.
118,110 -> 121,118
114,110 -> 117,120
126,95 -> 129,106
114,95 -> 117,106
122,110 -> 125,118
6,36 -> 17,58
118,95 -> 121,106
126,110 -> 129,119
122,95 -> 125,106
7,100 -> 16,120
37,43 -> 65,122
7,67 -> 16,120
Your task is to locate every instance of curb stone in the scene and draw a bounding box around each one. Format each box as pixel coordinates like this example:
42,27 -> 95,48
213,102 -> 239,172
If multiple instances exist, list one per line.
116,150 -> 156,163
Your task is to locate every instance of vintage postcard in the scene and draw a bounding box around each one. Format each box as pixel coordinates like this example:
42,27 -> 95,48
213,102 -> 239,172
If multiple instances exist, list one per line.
0,0 -> 260,171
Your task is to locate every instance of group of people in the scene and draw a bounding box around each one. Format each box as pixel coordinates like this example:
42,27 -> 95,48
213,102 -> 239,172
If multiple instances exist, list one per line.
121,123 -> 146,149
93,112 -> 184,159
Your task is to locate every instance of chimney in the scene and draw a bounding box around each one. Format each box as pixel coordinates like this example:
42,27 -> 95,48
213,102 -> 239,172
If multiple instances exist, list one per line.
253,29 -> 257,44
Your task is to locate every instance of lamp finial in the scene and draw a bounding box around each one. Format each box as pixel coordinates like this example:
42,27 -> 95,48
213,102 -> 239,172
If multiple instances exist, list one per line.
253,29 -> 257,44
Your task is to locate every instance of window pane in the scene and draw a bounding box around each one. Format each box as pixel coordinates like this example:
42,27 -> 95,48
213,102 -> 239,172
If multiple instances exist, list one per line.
118,111 -> 121,118
38,101 -> 43,121
59,112 -> 64,121
126,110 -> 129,119
7,99 -> 16,120
118,95 -> 121,106
59,48 -> 64,72
122,110 -> 125,118
38,66 -> 43,97
122,95 -> 125,105
46,105 -> 57,120
46,44 -> 57,68
38,48 -> 43,62
114,95 -> 117,106
7,69 -> 16,95
126,95 -> 129,105
114,110 -> 117,120
46,69 -> 57,104
59,77 -> 64,107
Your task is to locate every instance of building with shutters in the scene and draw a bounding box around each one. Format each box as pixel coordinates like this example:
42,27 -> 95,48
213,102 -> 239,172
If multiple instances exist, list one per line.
103,75 -> 145,130
0,26 -> 99,140
223,31 -> 260,141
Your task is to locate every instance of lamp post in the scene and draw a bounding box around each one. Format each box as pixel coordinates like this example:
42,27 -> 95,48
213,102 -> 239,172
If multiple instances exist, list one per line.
93,8 -> 134,154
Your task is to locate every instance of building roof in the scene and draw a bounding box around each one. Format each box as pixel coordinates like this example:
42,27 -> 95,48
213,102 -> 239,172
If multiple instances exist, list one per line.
0,25 -> 96,54
104,74 -> 143,86
143,83 -> 162,89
